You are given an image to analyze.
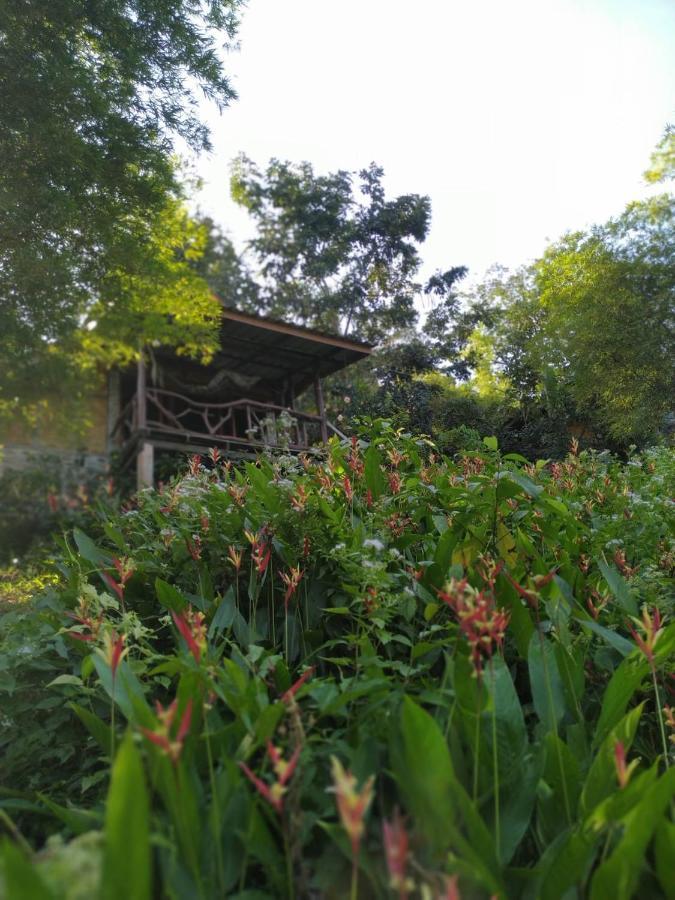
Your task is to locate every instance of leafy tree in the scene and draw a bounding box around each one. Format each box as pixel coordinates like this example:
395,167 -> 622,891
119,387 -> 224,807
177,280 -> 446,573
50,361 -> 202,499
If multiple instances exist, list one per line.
230,157 -> 432,341
189,215 -> 261,312
0,0 -> 243,416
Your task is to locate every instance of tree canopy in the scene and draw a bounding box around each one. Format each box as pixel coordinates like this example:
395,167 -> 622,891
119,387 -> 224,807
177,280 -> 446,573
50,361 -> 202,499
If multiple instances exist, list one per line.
229,157 -> 433,341
0,0 -> 244,417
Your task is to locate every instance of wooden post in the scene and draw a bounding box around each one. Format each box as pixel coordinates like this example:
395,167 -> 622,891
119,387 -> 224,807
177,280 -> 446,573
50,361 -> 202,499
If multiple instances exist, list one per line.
137,441 -> 154,490
314,374 -> 328,443
136,350 -> 147,430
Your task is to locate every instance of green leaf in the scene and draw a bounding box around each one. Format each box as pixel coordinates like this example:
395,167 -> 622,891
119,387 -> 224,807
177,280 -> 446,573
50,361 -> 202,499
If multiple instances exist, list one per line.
577,618 -> 635,657
103,732 -> 151,900
590,767 -> 675,900
391,697 -> 503,894
0,841 -> 55,900
209,586 -> 235,637
528,633 -> 566,730
593,656 -> 648,748
155,578 -> 188,613
73,528 -> 111,566
364,444 -> 386,498
597,559 -> 637,616
655,816 -> 675,899
580,704 -> 643,817
69,702 -> 113,755
483,436 -> 498,451
506,472 -> 543,498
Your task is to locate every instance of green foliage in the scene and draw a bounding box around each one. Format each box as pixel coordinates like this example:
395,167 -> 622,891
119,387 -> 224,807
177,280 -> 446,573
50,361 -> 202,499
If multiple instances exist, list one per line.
1,424 -> 673,897
0,0 -> 243,420
230,157 -> 433,341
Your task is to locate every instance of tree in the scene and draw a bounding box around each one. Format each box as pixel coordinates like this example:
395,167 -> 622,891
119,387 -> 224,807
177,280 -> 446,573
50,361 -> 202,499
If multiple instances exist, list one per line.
188,215 -> 260,312
0,0 -> 244,415
229,157 -> 432,341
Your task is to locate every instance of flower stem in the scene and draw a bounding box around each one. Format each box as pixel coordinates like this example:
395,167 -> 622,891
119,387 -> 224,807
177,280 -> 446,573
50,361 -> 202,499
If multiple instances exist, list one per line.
651,665 -> 670,768
490,660 -> 501,861
205,723 -> 225,893
350,851 -> 359,900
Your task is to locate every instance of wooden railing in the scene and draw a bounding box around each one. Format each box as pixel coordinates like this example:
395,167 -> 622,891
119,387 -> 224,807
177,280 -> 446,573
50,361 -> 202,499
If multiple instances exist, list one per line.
111,388 -> 330,452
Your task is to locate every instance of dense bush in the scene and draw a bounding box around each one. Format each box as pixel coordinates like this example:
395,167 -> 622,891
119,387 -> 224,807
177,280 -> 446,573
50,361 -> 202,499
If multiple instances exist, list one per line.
1,423 -> 673,899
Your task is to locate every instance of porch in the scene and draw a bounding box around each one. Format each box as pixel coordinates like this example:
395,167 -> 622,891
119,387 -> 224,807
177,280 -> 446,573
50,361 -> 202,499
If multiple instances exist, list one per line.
110,306 -> 371,487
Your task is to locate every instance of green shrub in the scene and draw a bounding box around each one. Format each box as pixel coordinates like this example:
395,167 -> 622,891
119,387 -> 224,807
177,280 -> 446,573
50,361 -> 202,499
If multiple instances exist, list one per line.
1,424 -> 673,898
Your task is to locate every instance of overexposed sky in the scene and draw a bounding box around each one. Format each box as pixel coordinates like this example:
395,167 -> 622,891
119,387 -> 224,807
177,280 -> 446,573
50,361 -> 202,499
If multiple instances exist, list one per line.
193,0 -> 675,285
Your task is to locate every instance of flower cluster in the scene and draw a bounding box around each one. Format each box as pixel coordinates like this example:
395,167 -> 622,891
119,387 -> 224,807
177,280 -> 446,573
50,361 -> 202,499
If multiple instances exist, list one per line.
239,740 -> 302,814
437,579 -> 510,676
142,698 -> 193,765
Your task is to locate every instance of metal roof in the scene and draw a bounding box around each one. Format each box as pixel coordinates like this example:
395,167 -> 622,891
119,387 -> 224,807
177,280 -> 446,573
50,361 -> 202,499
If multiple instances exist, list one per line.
215,306 -> 372,391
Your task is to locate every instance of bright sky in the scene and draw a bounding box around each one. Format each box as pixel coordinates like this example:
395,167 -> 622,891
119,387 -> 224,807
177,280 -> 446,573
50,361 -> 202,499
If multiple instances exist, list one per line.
193,0 -> 675,286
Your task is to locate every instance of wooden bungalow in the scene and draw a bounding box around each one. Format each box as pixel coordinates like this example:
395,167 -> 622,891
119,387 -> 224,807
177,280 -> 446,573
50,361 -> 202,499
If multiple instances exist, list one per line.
111,308 -> 372,487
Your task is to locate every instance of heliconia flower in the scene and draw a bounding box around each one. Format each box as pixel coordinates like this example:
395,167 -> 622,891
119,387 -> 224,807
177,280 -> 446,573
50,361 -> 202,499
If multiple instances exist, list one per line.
329,756 -> 375,856
386,448 -> 406,468
388,471 -> 402,495
47,491 -> 59,513
239,741 -> 302,814
365,488 -> 374,508
383,808 -> 412,897
441,875 -> 462,900
94,630 -> 128,679
281,666 -> 315,703
437,579 -> 510,677
663,706 -> 675,745
253,543 -> 271,576
628,605 -> 664,666
343,475 -> 353,502
614,549 -> 638,578
185,534 -> 202,561
302,535 -> 311,559
227,545 -> 243,571
141,698 -> 192,764
208,447 -> 220,465
188,454 -> 202,476
291,484 -> 309,512
66,601 -> 103,643
279,566 -> 303,610
614,740 -> 639,789
172,607 -> 207,663
102,557 -> 135,604
228,483 -> 248,506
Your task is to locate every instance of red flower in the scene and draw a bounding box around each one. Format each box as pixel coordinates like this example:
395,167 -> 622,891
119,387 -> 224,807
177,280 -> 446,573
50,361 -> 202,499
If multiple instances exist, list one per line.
343,475 -> 353,502
438,579 -> 510,677
239,741 -> 302,814
329,756 -> 375,856
142,698 -> 192,765
279,566 -> 303,610
383,808 -> 411,897
172,607 -> 207,663
281,666 -> 315,703
628,605 -> 664,666
614,740 -> 638,789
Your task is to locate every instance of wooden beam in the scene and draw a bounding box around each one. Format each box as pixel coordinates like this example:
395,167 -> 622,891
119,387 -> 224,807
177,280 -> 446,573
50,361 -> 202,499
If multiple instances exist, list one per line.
219,305 -> 373,354
314,375 -> 328,443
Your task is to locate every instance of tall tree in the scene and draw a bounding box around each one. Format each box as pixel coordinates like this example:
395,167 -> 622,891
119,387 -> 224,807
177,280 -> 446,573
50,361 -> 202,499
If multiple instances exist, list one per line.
230,157 -> 432,341
0,0 -> 243,415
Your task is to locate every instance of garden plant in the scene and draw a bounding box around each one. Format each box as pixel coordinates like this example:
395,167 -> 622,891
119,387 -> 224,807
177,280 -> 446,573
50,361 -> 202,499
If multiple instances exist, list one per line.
0,421 -> 673,898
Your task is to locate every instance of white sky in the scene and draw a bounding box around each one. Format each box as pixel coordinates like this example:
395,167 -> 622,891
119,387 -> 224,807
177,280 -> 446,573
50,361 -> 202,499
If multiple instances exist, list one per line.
192,0 -> 675,287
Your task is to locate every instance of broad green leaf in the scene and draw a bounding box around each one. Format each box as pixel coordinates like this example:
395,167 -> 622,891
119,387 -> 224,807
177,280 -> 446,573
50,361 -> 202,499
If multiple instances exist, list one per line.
0,841 -> 55,900
528,633 -> 566,730
577,618 -> 635,657
208,585 -> 235,637
593,656 -> 648,748
391,697 -> 503,894
655,816 -> 675,899
69,702 -> 113,755
580,704 -> 643,817
590,767 -> 675,900
155,578 -> 188,613
363,444 -> 386,498
483,435 -> 498,451
103,732 -> 151,900
597,559 -> 637,616
538,829 -> 597,900
73,527 -> 111,566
